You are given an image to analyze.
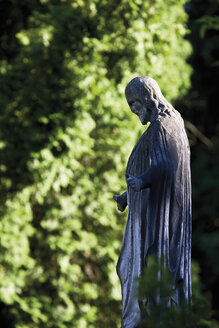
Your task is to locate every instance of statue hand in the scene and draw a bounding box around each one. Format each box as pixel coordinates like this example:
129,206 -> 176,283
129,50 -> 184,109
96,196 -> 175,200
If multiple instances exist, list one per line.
126,174 -> 142,192
113,194 -> 127,212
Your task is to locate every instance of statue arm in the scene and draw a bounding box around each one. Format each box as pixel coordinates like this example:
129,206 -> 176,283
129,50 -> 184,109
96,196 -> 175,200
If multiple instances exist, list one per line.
126,166 -> 161,191
127,124 -> 178,192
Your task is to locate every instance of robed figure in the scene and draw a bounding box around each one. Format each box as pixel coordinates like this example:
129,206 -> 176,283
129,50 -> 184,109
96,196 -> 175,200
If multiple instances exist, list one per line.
114,77 -> 192,328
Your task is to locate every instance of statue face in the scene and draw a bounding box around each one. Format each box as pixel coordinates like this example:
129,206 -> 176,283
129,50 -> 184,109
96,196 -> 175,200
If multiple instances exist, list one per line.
126,91 -> 152,125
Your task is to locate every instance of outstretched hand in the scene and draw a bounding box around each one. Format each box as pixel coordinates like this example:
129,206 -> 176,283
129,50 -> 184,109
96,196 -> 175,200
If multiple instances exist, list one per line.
113,194 -> 127,212
126,174 -> 142,192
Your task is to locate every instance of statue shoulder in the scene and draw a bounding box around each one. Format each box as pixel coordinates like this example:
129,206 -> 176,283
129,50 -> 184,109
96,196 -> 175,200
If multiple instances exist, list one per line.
159,113 -> 185,139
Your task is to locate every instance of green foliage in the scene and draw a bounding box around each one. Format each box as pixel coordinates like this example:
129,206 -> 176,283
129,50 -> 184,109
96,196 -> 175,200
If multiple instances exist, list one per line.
137,259 -> 219,328
0,0 -> 192,327
137,256 -> 173,300
197,15 -> 219,40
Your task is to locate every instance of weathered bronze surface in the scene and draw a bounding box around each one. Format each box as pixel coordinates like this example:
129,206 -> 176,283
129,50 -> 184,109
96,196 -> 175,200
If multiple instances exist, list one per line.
114,77 -> 192,328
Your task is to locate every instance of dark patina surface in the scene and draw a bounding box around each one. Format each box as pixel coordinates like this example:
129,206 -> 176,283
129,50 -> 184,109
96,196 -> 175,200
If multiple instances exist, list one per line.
114,77 -> 192,328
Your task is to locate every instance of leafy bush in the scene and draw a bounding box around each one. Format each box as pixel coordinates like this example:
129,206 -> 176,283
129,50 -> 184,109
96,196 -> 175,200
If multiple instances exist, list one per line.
0,1 -> 192,327
137,258 -> 219,328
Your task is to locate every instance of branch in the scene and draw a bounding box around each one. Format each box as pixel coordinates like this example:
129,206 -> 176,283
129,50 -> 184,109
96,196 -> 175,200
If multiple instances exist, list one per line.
184,120 -> 213,149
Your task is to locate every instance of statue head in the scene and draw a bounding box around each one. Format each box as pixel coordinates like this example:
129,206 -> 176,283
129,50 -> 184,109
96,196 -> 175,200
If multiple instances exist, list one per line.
125,76 -> 173,125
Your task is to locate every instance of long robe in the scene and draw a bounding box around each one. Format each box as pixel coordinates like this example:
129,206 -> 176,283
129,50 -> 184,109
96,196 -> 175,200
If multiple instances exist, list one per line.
116,112 -> 192,328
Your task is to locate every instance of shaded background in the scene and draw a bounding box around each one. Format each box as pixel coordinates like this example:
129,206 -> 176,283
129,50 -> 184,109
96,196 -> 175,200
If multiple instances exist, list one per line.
0,0 -> 218,327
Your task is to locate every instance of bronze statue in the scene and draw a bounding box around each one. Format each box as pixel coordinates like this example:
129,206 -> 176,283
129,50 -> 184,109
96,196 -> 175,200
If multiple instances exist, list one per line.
114,77 -> 192,328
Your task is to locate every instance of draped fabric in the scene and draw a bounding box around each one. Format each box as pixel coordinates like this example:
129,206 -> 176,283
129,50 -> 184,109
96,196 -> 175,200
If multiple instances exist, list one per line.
116,113 -> 192,328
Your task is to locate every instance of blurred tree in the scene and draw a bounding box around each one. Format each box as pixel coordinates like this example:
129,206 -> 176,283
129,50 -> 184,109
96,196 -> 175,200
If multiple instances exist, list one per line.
176,0 -> 219,319
0,0 -> 191,327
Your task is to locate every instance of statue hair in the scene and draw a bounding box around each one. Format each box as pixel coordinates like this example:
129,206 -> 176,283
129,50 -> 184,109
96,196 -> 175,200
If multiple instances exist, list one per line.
125,77 -> 176,117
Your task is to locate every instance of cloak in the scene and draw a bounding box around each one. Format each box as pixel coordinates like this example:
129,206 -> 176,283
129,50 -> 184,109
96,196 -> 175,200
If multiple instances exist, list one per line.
116,112 -> 192,328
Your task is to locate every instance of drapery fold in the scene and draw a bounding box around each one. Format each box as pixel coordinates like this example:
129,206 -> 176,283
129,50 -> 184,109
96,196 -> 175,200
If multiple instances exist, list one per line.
117,114 -> 192,328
